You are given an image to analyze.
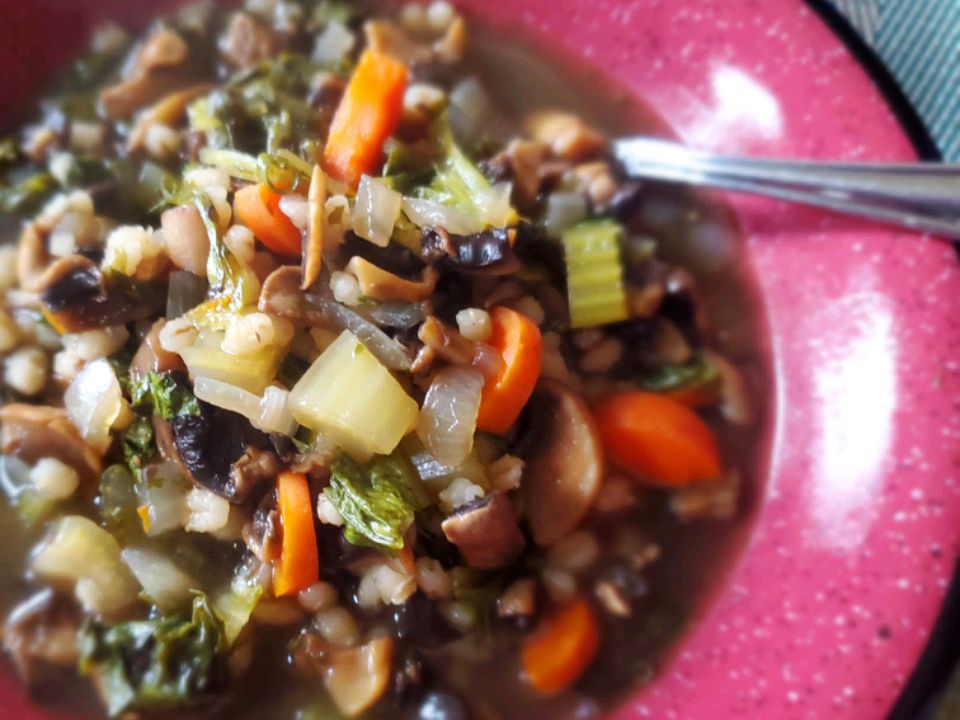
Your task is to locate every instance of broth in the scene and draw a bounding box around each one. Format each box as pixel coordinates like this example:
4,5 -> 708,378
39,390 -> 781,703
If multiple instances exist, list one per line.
0,4 -> 766,719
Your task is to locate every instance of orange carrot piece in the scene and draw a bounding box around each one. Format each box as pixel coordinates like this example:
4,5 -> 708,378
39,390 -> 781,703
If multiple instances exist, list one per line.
274,472 -> 319,597
475,306 -> 543,434
234,183 -> 302,258
521,598 -> 600,695
322,49 -> 408,190
593,391 -> 721,487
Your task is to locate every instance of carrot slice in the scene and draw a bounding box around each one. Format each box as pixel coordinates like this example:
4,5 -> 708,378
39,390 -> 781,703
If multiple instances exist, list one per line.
274,472 -> 319,597
234,183 -> 302,258
521,598 -> 600,695
475,306 -> 543,434
323,49 -> 408,190
593,391 -> 721,487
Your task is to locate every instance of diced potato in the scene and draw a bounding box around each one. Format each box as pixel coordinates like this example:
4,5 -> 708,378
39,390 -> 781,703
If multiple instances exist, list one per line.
289,331 -> 418,460
180,331 -> 279,394
32,515 -> 141,618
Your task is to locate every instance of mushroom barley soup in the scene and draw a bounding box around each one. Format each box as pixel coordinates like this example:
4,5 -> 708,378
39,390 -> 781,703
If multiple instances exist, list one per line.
0,2 -> 765,719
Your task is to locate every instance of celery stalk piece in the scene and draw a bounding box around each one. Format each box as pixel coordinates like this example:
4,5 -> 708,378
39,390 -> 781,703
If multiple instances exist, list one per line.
180,332 -> 280,395
289,331 -> 419,460
561,218 -> 630,329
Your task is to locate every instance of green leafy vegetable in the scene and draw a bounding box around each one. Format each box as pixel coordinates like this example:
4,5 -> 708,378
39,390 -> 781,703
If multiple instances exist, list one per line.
131,372 -> 201,421
637,354 -> 719,394
0,170 -> 57,215
327,451 -> 428,551
212,562 -> 263,645
78,594 -> 228,717
99,464 -> 145,543
121,415 -> 158,482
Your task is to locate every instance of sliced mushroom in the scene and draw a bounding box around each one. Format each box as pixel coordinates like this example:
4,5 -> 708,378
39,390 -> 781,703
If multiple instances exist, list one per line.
161,203 -> 210,277
520,380 -> 603,546
303,165 -> 326,290
704,350 -> 754,426
130,319 -> 186,385
441,493 -> 526,569
127,83 -> 213,152
346,256 -> 438,303
171,399 -> 278,503
417,315 -> 476,366
323,637 -> 394,718
0,404 -> 101,485
498,578 -> 537,620
2,589 -> 81,685
364,20 -> 433,66
259,266 -> 311,321
421,227 -> 520,276
219,12 -> 278,69
482,140 -> 549,210
524,111 -> 606,161
38,255 -> 167,333
17,223 -> 50,292
100,29 -> 192,119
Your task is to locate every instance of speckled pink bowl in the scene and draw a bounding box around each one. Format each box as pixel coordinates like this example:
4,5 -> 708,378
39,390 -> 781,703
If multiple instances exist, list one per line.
2,1 -> 960,718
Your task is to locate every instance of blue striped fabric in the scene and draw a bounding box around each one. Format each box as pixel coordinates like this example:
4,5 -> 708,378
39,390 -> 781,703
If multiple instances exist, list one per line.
830,0 -> 960,160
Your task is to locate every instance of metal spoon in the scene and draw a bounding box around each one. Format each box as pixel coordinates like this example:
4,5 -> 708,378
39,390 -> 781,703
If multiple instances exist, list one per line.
612,137 -> 960,237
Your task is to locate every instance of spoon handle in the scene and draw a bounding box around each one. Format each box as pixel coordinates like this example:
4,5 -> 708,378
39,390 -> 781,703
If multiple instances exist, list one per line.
612,137 -> 960,238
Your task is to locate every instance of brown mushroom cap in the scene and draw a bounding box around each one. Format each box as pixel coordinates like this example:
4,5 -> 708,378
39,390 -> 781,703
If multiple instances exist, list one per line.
520,379 -> 604,546
441,492 -> 526,569
0,404 -> 102,486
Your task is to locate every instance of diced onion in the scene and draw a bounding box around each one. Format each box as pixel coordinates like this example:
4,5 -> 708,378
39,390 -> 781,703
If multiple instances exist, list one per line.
544,192 -> 588,238
353,176 -> 402,248
139,463 -> 190,536
313,20 -> 355,64
401,197 -> 482,236
367,301 -> 426,330
279,194 -> 310,230
121,546 -> 198,612
64,358 -> 123,454
449,77 -> 493,146
194,375 -> 261,419
257,385 -> 298,435
417,365 -> 484,468
314,296 -> 412,371
409,450 -> 455,481
166,270 -> 208,318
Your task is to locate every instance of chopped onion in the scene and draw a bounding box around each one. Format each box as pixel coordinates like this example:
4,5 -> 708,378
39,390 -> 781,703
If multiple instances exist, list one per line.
257,385 -> 297,435
313,20 -> 355,64
279,193 -> 310,231
353,176 -> 402,248
449,77 -> 493,146
367,301 -> 426,330
194,375 -> 261,419
473,342 -> 505,379
166,270 -> 209,318
544,192 -> 588,238
417,365 -> 484,467
401,197 -> 482,236
139,463 -> 190,536
313,296 -> 413,371
64,358 -> 122,454
409,450 -> 455,481
121,545 -> 198,612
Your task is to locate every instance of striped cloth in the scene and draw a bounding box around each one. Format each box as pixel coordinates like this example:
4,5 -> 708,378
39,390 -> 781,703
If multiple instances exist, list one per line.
831,0 -> 960,160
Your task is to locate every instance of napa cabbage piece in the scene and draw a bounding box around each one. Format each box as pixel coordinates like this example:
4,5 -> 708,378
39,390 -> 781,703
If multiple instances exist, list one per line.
289,330 -> 418,459
78,594 -> 228,717
327,451 -> 429,551
388,117 -> 515,234
212,563 -> 263,645
561,218 -> 630,328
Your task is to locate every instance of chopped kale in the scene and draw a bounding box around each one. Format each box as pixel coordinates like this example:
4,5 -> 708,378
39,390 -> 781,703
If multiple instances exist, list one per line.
131,372 -> 201,421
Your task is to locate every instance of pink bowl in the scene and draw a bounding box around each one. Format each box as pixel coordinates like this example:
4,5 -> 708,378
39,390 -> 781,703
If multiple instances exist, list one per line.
3,1 -> 960,719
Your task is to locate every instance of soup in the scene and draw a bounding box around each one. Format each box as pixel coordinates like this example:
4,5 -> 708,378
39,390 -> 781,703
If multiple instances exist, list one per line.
0,2 -> 765,719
